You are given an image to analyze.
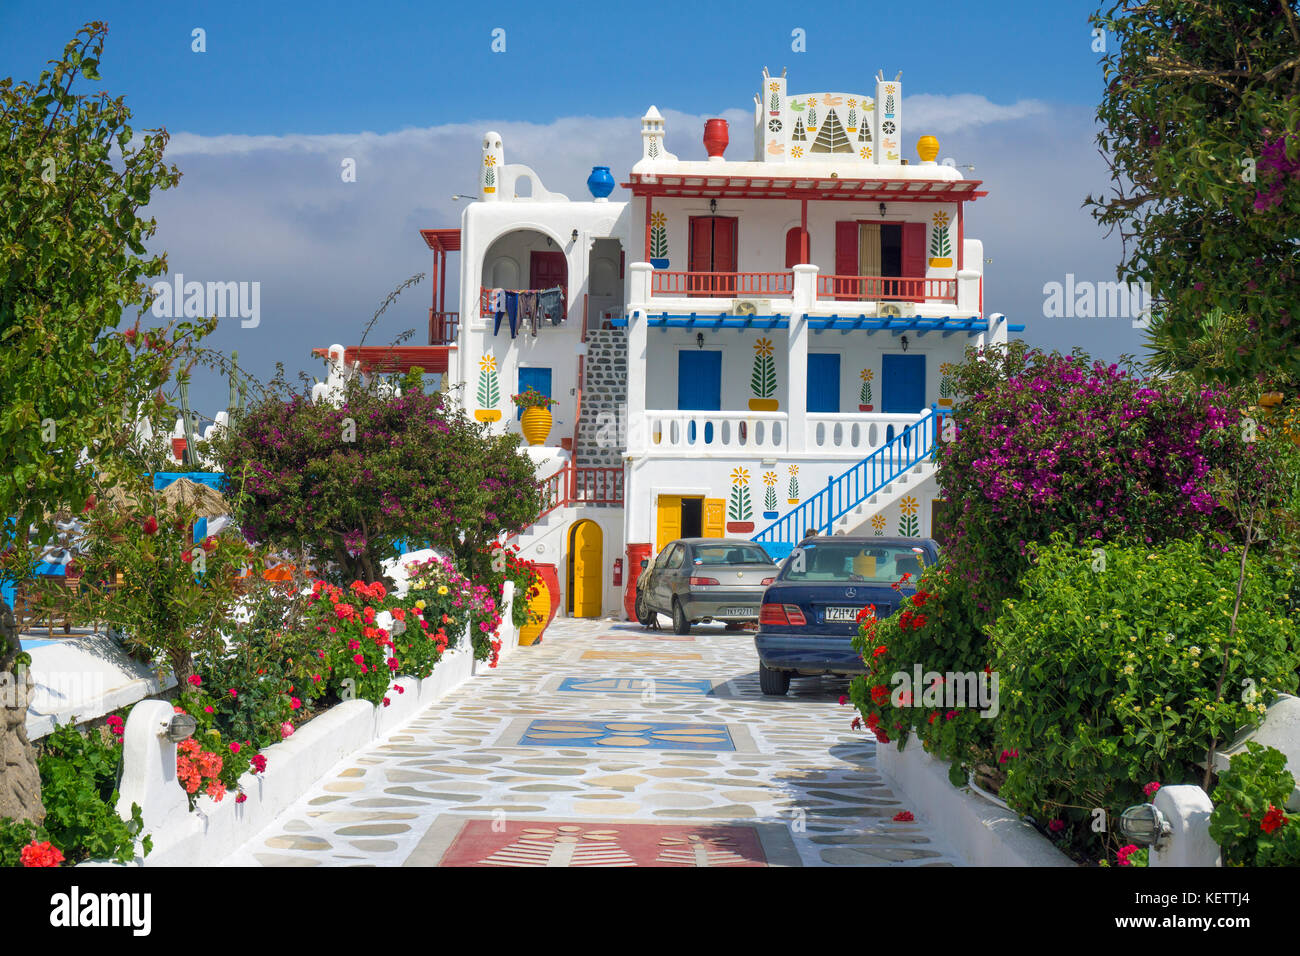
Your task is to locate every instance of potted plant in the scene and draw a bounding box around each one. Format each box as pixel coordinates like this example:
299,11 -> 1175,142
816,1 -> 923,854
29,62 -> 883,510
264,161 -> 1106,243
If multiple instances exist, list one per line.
512,388 -> 559,446
859,368 -> 874,412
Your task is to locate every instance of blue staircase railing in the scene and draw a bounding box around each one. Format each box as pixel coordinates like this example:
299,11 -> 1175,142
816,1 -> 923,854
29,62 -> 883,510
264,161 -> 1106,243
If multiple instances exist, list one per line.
753,404 -> 948,549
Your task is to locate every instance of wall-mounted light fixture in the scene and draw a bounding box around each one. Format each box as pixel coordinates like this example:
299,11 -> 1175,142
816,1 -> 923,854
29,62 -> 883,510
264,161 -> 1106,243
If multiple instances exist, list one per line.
878,202 -> 887,217
571,229 -> 579,242
696,332 -> 705,349
450,194 -> 477,201
162,712 -> 198,743
546,236 -> 553,247
709,198 -> 717,215
900,335 -> 909,352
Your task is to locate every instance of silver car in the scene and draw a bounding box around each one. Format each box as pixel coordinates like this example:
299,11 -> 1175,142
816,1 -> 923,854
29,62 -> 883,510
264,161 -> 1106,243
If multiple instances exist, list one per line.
634,538 -> 778,634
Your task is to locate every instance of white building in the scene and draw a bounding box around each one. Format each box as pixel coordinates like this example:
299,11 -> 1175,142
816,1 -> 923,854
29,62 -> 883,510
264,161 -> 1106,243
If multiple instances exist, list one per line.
332,68 -> 1023,622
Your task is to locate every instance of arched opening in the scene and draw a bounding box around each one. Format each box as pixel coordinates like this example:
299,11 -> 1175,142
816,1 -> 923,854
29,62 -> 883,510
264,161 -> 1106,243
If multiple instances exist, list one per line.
567,520 -> 603,618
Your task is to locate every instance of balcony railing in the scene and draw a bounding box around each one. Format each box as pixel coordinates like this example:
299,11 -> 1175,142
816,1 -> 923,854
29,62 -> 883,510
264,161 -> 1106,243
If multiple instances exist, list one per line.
808,413 -> 935,453
649,271 -> 795,297
636,409 -> 932,456
816,274 -> 957,303
428,310 -> 459,345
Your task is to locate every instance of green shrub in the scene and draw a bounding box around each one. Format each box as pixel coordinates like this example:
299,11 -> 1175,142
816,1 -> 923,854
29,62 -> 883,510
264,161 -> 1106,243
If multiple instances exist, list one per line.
991,535 -> 1299,858
0,722 -> 150,866
1209,742 -> 1300,866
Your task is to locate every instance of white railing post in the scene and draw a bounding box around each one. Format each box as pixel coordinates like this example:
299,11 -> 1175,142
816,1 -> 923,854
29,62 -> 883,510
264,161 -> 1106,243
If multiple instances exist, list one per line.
1150,785 -> 1220,867
626,263 -> 652,454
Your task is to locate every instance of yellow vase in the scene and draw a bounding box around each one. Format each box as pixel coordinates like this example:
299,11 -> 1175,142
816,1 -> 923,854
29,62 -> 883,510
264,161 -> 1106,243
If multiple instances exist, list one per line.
520,407 -> 552,446
474,409 -> 502,422
748,398 -> 779,411
917,135 -> 940,162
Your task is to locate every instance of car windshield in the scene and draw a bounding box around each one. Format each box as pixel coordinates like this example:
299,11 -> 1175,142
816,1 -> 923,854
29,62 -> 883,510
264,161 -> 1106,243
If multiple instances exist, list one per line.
780,542 -> 928,583
692,545 -> 775,566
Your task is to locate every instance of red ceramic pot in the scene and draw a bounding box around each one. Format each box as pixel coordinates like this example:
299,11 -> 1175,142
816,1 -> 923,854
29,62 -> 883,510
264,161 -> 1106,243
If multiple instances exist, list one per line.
703,119 -> 729,159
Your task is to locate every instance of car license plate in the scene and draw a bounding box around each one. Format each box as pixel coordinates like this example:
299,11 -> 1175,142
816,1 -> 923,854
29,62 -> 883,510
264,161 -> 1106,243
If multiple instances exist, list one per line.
824,606 -> 862,622
720,606 -> 754,616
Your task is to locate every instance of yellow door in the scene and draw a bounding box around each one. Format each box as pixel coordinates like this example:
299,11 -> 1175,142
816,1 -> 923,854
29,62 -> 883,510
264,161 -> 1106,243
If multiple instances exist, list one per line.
703,498 -> 725,538
572,521 -> 603,618
655,495 -> 682,553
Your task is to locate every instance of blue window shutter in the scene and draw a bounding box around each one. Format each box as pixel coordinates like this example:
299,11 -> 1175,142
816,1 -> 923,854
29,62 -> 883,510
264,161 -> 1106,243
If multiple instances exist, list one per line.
880,354 -> 926,414
806,353 -> 841,413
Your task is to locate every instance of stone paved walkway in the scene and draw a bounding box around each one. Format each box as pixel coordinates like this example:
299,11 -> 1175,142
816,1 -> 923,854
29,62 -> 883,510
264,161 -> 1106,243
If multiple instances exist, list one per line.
221,616 -> 964,867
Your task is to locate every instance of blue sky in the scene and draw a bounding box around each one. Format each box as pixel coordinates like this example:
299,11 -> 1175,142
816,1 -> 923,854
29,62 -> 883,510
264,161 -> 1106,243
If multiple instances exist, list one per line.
1,0 -> 1141,415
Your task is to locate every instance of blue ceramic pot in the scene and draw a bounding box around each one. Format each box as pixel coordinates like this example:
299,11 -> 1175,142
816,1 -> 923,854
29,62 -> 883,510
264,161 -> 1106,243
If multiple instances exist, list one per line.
587,165 -> 615,199
649,258 -> 670,269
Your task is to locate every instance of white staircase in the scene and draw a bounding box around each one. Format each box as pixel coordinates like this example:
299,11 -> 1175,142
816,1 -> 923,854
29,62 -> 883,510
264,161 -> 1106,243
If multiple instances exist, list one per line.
832,461 -> 938,535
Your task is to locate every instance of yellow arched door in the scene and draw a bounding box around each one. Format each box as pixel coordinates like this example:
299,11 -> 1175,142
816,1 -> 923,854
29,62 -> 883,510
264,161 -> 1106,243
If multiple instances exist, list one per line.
571,521 -> 603,618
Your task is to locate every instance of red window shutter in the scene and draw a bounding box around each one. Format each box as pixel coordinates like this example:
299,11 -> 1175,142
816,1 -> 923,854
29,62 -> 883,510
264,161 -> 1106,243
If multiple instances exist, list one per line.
834,221 -> 858,299
712,218 -> 737,272
901,221 -> 927,302
689,217 -> 713,273
785,227 -> 807,268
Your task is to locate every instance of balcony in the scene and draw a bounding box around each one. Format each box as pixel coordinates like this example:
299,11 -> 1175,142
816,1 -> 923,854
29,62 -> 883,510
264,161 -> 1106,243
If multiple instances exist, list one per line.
639,266 -> 966,309
428,309 -> 460,346
639,408 -> 931,456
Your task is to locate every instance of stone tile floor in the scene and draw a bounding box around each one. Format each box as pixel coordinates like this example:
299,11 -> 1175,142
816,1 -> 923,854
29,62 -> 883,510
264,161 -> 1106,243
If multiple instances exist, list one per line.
221,616 -> 964,867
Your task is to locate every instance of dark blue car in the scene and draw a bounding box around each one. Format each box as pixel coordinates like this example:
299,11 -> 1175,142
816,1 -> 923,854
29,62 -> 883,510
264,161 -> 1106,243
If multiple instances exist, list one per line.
754,536 -> 939,696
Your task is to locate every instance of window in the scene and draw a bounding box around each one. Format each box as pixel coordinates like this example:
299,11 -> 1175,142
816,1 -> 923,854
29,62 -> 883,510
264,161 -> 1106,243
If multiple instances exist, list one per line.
780,542 -> 930,583
692,545 -> 774,566
665,545 -> 685,570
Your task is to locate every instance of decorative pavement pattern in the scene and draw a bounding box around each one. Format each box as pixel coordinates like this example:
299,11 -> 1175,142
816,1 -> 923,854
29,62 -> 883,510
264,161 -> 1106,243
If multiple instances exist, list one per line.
221,617 -> 965,867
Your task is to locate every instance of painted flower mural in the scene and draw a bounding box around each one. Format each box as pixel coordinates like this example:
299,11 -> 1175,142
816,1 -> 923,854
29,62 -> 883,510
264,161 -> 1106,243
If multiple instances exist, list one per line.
475,354 -> 501,422
859,367 -> 875,411
727,467 -> 754,533
870,513 -> 887,536
762,470 -> 780,518
786,464 -> 800,505
898,495 -> 919,537
749,337 -> 778,410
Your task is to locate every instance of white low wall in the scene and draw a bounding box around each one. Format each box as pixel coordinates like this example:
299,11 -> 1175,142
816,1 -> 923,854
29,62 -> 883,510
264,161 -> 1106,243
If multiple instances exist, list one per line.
111,631 -> 476,868
875,739 -> 1074,867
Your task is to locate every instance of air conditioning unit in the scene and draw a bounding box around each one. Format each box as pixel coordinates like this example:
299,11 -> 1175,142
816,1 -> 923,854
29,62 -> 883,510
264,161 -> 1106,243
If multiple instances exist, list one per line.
733,299 -> 771,316
877,303 -> 903,319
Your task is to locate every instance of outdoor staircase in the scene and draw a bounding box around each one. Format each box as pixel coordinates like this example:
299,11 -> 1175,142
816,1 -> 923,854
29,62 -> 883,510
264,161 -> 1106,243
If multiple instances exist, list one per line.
752,405 -> 948,554
573,327 -> 628,479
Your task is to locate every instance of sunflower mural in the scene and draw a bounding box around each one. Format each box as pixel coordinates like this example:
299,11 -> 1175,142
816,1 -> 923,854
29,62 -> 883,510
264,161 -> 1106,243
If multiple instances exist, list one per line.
859,367 -> 875,411
898,495 -> 919,537
727,467 -> 754,533
786,464 -> 800,505
749,337 -> 778,410
939,362 -> 956,408
846,97 -> 858,133
870,514 -> 886,536
762,470 -> 780,519
929,210 -> 952,268
483,153 -> 497,194
474,354 -> 502,422
649,211 -> 669,268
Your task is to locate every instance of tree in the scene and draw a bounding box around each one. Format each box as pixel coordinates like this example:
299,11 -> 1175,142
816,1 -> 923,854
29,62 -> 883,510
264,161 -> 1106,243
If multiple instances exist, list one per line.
219,367 -> 541,587
1087,1 -> 1300,385
0,22 -> 209,827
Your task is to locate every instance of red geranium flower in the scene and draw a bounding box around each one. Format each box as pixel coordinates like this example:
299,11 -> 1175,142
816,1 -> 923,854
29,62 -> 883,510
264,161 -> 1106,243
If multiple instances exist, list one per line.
1262,805 -> 1288,834
20,840 -> 64,867
142,515 -> 159,535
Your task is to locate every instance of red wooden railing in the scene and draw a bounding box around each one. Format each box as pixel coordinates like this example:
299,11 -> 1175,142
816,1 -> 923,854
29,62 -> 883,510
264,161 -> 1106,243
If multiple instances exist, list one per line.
530,462 -> 624,526
816,274 -> 958,303
428,309 -> 459,345
649,270 -> 794,297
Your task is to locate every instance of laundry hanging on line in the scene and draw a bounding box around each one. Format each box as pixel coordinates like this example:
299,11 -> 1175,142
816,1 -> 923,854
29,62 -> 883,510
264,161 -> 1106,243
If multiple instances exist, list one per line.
491,286 -> 565,338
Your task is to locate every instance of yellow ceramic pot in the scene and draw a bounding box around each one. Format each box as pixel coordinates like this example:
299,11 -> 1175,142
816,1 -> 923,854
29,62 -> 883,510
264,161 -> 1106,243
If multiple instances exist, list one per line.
521,407 -> 552,446
916,135 -> 940,162
748,398 -> 779,411
474,409 -> 502,422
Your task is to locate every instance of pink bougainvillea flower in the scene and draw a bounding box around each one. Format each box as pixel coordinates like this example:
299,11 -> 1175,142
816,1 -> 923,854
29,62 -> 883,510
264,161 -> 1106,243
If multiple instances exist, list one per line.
228,689 -> 238,699
1048,819 -> 1065,833
395,685 -> 405,695
204,705 -> 214,714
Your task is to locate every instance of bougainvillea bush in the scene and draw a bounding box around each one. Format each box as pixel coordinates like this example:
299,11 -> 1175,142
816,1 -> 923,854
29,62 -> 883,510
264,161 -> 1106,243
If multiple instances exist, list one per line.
1209,743 -> 1300,867
939,345 -> 1243,620
989,536 -> 1298,861
219,367 -> 541,586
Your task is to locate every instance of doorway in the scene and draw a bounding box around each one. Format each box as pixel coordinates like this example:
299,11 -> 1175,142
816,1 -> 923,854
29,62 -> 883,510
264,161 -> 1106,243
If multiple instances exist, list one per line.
568,520 -> 603,617
655,495 -> 724,552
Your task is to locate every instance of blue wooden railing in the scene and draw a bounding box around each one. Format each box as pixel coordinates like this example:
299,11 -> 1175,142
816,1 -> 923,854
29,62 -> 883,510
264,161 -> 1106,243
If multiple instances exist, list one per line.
753,404 -> 948,549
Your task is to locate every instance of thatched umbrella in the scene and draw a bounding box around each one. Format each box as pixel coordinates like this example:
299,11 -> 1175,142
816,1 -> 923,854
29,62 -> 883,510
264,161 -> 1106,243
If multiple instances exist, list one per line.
158,477 -> 229,518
